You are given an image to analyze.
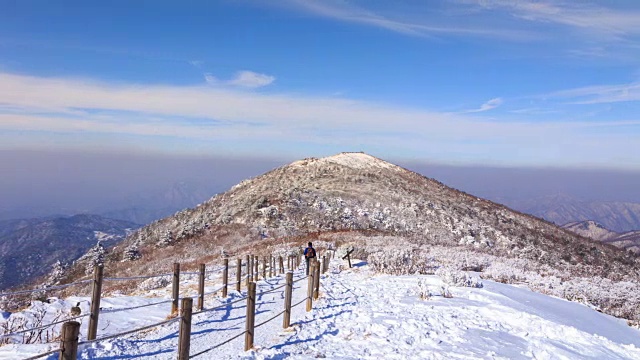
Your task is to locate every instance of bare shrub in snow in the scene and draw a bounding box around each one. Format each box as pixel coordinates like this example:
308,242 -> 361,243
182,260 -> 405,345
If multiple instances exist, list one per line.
122,245 -> 142,261
440,285 -> 453,298
436,267 -> 483,288
139,276 -> 171,291
417,279 -> 432,300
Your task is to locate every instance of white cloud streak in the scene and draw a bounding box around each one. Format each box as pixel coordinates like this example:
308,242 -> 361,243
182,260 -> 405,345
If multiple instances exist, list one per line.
203,70 -> 275,88
283,0 -> 538,41
0,72 -> 638,168
277,0 -> 640,60
464,97 -> 503,113
546,82 -> 640,104
473,0 -> 640,39
228,71 -> 275,88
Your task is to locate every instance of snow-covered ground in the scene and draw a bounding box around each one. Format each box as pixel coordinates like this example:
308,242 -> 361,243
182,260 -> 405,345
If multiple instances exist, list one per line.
2,260 -> 640,359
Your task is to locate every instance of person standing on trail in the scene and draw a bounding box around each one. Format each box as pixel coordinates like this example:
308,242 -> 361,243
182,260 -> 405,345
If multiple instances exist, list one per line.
304,242 -> 316,275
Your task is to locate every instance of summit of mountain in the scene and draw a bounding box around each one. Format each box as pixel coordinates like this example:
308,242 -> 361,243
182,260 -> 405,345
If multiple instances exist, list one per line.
52,152 -> 640,321
74,152 -> 635,275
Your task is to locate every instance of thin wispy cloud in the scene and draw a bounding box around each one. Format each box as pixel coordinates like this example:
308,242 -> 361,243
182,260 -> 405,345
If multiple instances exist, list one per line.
189,60 -> 204,68
278,0 -> 640,59
471,0 -> 640,39
0,72 -> 638,168
204,73 -> 218,85
228,71 -> 275,88
283,0 -> 538,41
547,82 -> 640,104
203,70 -> 275,88
465,97 -> 503,113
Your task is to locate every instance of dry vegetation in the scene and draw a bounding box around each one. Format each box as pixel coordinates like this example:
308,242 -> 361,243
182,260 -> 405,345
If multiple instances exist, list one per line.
15,153 -> 640,324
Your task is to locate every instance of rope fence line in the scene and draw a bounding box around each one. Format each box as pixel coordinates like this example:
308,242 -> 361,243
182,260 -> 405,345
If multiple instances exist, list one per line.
192,296 -> 248,316
204,266 -> 226,274
103,273 -> 172,282
4,250 -> 335,359
78,316 -> 181,346
0,279 -> 94,297
101,298 -> 174,314
200,285 -> 225,297
292,275 -> 309,284
254,309 -> 286,329
22,348 -> 61,360
256,283 -> 287,296
0,314 -> 90,339
291,297 -> 308,309
189,330 -> 247,358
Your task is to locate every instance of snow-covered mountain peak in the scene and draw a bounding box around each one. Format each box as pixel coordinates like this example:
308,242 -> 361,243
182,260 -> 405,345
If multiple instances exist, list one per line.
289,152 -> 399,171
322,152 -> 399,170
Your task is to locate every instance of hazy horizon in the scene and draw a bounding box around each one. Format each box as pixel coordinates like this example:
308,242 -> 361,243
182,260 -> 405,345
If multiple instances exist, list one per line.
2,149 -> 640,223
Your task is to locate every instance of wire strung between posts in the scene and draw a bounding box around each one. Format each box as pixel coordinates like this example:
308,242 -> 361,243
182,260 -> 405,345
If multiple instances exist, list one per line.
0,279 -> 94,297
100,298 -> 174,314
292,275 -> 309,284
291,297 -> 308,309
256,283 -> 287,296
254,309 -> 286,329
0,313 -> 89,339
78,316 -> 181,345
103,273 -> 172,282
180,271 -> 200,276
22,348 -> 61,360
188,330 -> 247,358
199,284 -> 225,298
191,296 -> 248,316
204,266 -> 226,274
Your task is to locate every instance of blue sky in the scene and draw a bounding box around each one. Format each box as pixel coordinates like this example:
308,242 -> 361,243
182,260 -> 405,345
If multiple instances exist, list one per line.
1,0 -> 640,168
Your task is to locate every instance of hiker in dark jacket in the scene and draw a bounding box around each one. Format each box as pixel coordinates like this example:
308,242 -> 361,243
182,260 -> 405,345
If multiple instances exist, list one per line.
304,242 -> 316,275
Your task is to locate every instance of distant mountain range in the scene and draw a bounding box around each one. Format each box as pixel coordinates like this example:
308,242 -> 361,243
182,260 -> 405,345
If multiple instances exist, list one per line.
563,220 -> 640,254
502,194 -> 640,233
100,181 -> 216,225
0,214 -> 139,290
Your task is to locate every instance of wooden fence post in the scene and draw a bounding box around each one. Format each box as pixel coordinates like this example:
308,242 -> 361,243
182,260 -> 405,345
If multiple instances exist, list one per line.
59,321 -> 80,360
178,298 -> 193,360
323,256 -> 327,274
198,263 -> 205,311
244,282 -> 256,351
253,255 -> 260,282
306,262 -> 315,312
247,255 -> 252,284
262,257 -> 267,280
172,262 -> 180,315
254,255 -> 259,281
236,257 -> 242,292
314,260 -> 320,300
279,256 -> 284,274
342,248 -> 353,268
268,255 -> 273,278
222,258 -> 229,298
283,272 -> 293,328
87,265 -> 103,340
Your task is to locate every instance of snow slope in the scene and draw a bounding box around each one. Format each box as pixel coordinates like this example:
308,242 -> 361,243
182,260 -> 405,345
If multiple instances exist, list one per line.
2,261 -> 640,359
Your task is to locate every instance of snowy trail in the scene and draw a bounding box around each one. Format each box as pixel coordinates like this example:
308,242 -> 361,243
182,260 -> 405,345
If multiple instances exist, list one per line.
256,261 -> 640,360
3,260 -> 640,359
